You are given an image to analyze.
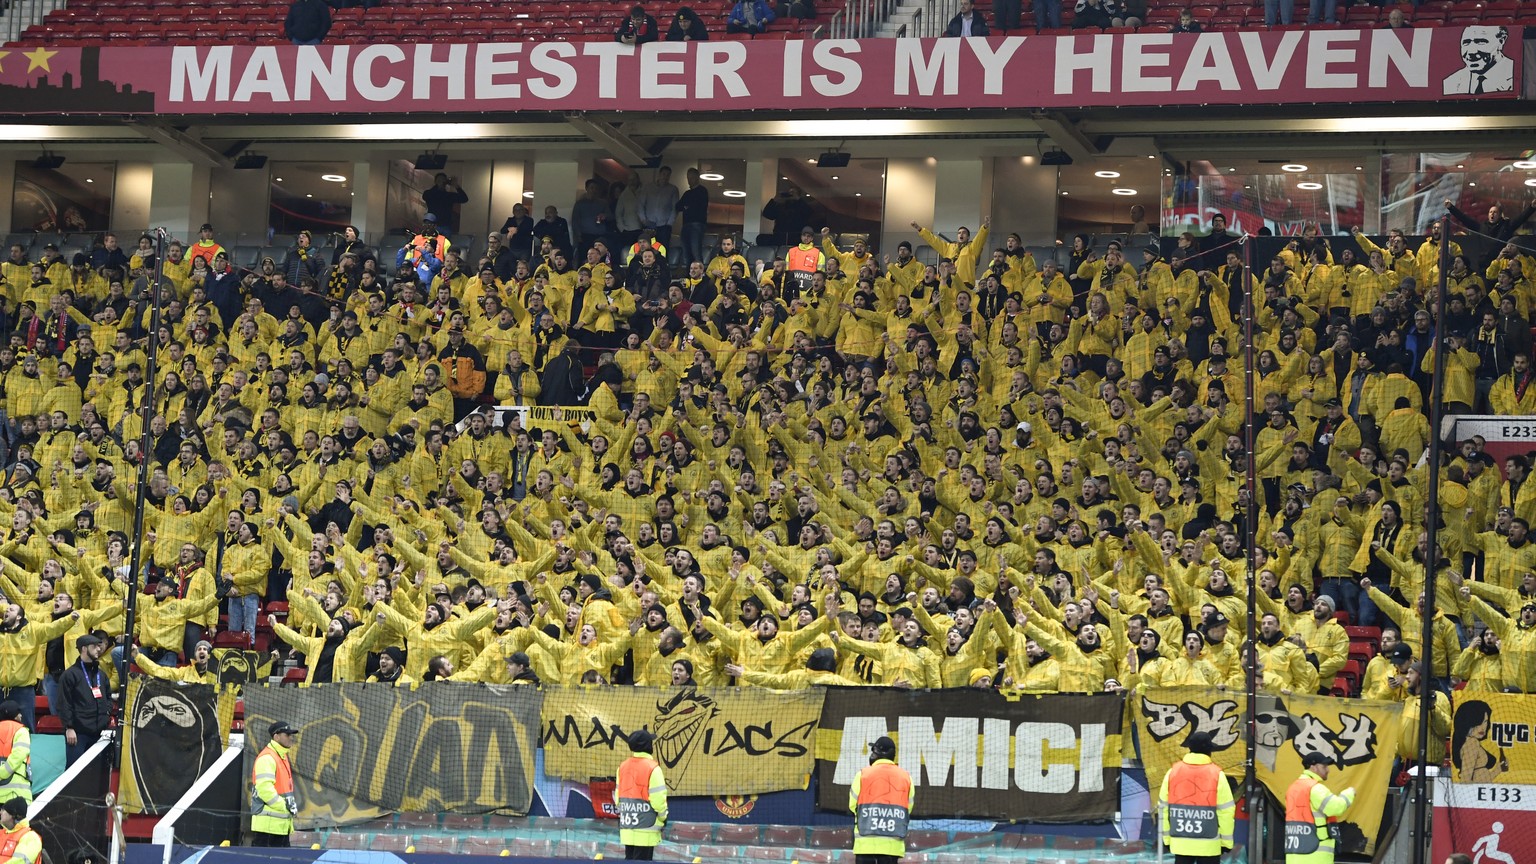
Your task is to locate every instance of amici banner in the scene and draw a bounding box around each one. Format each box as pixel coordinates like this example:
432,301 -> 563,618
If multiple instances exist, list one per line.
0,28 -> 1521,115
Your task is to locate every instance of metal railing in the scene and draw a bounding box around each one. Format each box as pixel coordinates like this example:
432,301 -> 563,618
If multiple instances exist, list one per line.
1,0 -> 65,45
823,0 -> 904,39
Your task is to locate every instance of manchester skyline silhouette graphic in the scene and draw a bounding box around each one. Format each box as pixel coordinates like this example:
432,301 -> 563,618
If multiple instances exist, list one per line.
0,47 -> 155,113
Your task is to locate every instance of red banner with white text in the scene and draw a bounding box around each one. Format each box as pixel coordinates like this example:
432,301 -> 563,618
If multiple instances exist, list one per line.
0,28 -> 1521,115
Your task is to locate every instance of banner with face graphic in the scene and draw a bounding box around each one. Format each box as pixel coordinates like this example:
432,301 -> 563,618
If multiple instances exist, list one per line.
1450,691 -> 1536,785
1136,687 -> 1401,854
213,648 -> 269,694
540,685 -> 823,795
118,676 -> 236,815
244,682 -> 543,829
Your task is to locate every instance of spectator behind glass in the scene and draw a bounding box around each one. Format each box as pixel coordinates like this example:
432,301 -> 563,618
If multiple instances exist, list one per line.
1383,9 -> 1412,27
284,0 -> 331,45
501,202 -> 536,260
667,6 -> 710,39
616,4 -> 659,43
944,0 -> 990,35
727,0 -> 775,32
1170,7 -> 1202,32
1072,0 -> 1115,29
571,178 -> 613,256
421,173 -> 469,234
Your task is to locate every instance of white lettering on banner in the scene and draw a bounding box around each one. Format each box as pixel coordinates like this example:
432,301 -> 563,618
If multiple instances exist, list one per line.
1055,34 -> 1111,93
811,41 -> 863,97
1237,31 -> 1302,89
898,716 -> 978,788
641,42 -> 690,99
295,45 -> 349,101
834,717 -> 888,784
1122,34 -> 1174,93
1175,34 -> 1238,90
414,43 -> 468,100
354,44 -> 406,101
695,43 -> 749,99
895,39 -> 960,96
1305,31 -> 1359,89
583,43 -> 630,99
970,36 -> 1026,94
233,46 -> 287,101
475,44 -> 523,100
783,40 -> 803,98
170,45 -> 232,102
982,717 -> 1010,789
834,716 -> 1105,792
1369,28 -> 1431,87
528,43 -> 578,100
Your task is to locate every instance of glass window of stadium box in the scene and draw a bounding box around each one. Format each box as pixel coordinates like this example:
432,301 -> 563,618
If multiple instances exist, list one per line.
1382,151 -> 1536,238
593,158 -> 747,246
11,160 -> 115,234
776,157 -> 886,253
1054,155 -> 1161,237
270,162 -> 355,237
1160,158 -> 1369,239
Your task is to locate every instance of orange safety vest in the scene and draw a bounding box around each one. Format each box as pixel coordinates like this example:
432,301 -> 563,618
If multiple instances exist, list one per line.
786,245 -> 821,274
0,722 -> 23,763
1164,759 -> 1222,841
0,824 -> 38,863
616,755 -> 660,830
1284,773 -> 1326,856
854,761 -> 912,839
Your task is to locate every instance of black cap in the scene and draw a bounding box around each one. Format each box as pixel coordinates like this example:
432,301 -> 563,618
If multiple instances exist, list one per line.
268,720 -> 299,737
507,651 -> 530,667
801,225 -> 815,236
1387,642 -> 1413,664
76,633 -> 103,650
628,728 -> 655,753
1301,751 -> 1334,768
1205,612 -> 1230,628
0,798 -> 25,820
1185,731 -> 1216,756
870,736 -> 897,759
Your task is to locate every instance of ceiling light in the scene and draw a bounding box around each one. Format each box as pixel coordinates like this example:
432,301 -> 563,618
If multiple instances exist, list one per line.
807,159 -> 816,163
523,191 -> 535,198
1112,188 -> 1137,196
305,193 -> 313,198
831,175 -> 839,180
321,174 -> 346,182
1227,167 -> 1236,173
1244,185 -> 1252,190
722,190 -> 746,198
1060,191 -> 1069,195
1469,182 -> 1477,187
1296,182 -> 1323,190
1525,179 -> 1536,187
1515,160 -> 1536,169
1355,166 -> 1363,171
1456,164 -> 1465,169
85,178 -> 93,183
698,173 -> 724,181
1281,164 -> 1307,172
1094,170 -> 1120,179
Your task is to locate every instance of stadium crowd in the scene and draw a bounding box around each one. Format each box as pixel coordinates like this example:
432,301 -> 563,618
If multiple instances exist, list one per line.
1,176 -> 1535,747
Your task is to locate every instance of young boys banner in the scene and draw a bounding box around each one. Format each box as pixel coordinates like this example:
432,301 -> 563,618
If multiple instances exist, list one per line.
814,688 -> 1123,820
540,685 -> 823,795
1136,687 -> 1402,854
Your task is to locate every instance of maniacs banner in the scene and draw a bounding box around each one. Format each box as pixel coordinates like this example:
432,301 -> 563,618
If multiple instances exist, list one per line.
541,686 -> 822,796
1450,691 -> 1536,784
0,29 -> 1520,116
814,688 -> 1122,820
119,676 -> 237,815
243,682 -> 542,829
1136,687 -> 1401,854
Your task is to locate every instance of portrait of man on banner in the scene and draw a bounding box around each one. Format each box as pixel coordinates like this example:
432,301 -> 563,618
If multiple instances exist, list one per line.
120,678 -> 227,814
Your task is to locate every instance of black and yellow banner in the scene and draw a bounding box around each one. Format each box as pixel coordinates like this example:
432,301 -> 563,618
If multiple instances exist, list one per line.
1136,687 -> 1402,854
119,676 -> 236,815
541,685 -> 823,796
814,688 -> 1124,820
1450,691 -> 1536,784
243,682 -> 542,829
